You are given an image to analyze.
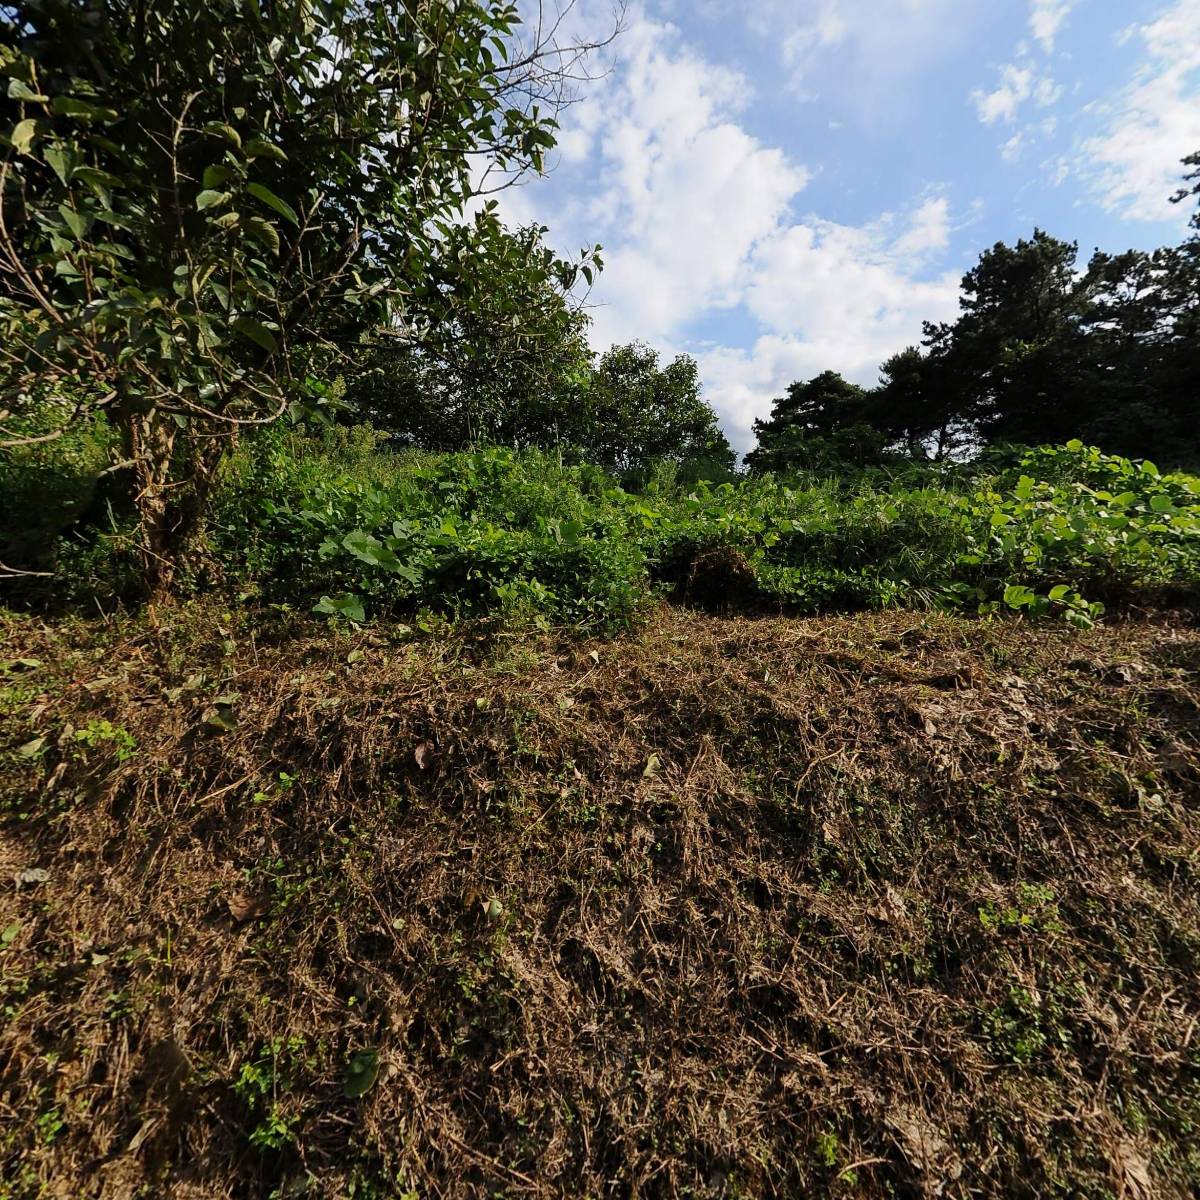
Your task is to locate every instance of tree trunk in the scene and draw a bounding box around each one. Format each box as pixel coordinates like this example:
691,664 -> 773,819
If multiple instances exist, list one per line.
125,412 -> 228,599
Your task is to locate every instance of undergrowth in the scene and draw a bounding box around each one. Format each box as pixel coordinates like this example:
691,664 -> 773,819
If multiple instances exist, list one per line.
5,426 -> 1197,630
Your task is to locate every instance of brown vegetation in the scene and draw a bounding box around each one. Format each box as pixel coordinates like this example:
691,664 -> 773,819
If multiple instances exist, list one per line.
1,604 -> 1198,1198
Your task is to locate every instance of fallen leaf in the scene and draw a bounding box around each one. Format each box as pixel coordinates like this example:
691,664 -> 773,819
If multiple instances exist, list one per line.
414,740 -> 435,769
227,891 -> 270,922
884,1105 -> 963,1194
17,736 -> 47,758
1159,739 -> 1191,773
642,753 -> 661,779
482,897 -> 504,920
1114,1139 -> 1153,1200
202,704 -> 238,732
13,867 -> 50,887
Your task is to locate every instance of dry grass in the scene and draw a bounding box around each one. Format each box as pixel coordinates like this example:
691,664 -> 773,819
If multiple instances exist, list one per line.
1,602 -> 1198,1199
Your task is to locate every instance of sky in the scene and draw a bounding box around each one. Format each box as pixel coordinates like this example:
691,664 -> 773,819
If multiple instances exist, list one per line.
495,0 -> 1200,454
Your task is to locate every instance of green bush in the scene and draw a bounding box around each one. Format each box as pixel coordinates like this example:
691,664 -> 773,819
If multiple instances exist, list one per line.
14,426 -> 1197,628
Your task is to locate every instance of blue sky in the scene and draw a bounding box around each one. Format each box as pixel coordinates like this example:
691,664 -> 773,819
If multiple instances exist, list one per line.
501,0 -> 1200,452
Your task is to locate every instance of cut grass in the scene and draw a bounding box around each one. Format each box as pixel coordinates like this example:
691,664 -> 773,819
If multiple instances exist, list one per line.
1,603 -> 1198,1198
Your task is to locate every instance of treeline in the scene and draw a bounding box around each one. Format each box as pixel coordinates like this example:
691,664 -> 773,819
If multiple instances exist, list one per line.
348,336 -> 735,485
750,164 -> 1200,474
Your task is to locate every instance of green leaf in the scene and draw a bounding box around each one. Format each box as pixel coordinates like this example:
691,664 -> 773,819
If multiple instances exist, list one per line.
44,144 -> 74,184
342,1048 -> 379,1098
10,118 -> 38,154
196,189 -> 231,211
1003,584 -> 1036,609
1149,494 -> 1175,513
245,138 -> 287,162
50,96 -> 118,121
1,922 -> 19,946
230,314 -> 278,353
57,204 -> 90,240
8,79 -> 48,102
314,593 -> 366,623
242,216 -> 280,253
246,182 -> 299,225
202,164 -> 235,189
74,166 -> 123,193
1047,585 -> 1071,602
3,658 -> 43,672
342,530 -> 383,566
203,122 -> 242,147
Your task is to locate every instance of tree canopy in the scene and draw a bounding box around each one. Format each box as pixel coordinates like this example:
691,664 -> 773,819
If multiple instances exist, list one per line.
0,0 -> 609,587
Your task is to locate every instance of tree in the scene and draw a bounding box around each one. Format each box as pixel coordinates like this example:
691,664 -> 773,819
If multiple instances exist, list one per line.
1172,149 -> 1200,230
0,0 -> 612,591
745,371 -> 886,473
930,230 -> 1087,445
567,342 -> 734,481
347,220 -> 595,449
867,345 -> 966,460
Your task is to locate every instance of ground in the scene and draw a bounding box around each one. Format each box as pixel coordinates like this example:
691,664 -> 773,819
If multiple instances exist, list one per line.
1,603 -> 1198,1199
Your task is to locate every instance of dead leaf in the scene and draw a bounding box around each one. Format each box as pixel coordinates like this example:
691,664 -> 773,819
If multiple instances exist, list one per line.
17,736 -> 47,758
227,891 -> 270,922
1159,739 -> 1191,773
642,753 -> 661,779
13,867 -> 50,887
1114,1139 -> 1153,1200
414,740 -> 435,770
884,1105 -> 962,1195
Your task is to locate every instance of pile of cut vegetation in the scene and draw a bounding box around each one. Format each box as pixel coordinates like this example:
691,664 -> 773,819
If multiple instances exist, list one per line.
2,603 -> 1199,1198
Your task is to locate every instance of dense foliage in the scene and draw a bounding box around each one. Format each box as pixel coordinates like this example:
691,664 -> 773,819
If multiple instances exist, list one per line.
347,338 -> 734,487
0,0 -> 605,586
191,432 -> 1200,629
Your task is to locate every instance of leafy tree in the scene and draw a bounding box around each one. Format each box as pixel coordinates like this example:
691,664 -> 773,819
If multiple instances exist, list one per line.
347,220 -> 595,449
924,230 -> 1086,446
868,345 -> 966,460
566,342 -> 734,482
745,371 -> 887,473
0,0 -> 610,590
1172,149 -> 1200,230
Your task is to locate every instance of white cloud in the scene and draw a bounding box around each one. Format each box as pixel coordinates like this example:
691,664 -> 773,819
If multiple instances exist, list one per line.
971,63 -> 1061,124
552,17 -> 809,348
700,204 -> 961,450
1029,0 -> 1078,52
501,6 -> 964,454
1002,131 -> 1026,163
1081,0 -> 1200,223
745,0 -> 981,114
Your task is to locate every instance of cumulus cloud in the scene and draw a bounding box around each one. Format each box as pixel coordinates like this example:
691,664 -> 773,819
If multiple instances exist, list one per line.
701,205 -> 961,450
1081,0 -> 1200,223
741,0 -> 980,112
549,16 -> 809,347
501,6 -> 964,453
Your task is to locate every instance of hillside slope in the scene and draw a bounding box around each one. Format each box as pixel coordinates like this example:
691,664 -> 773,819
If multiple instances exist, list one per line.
2,605 -> 1199,1199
